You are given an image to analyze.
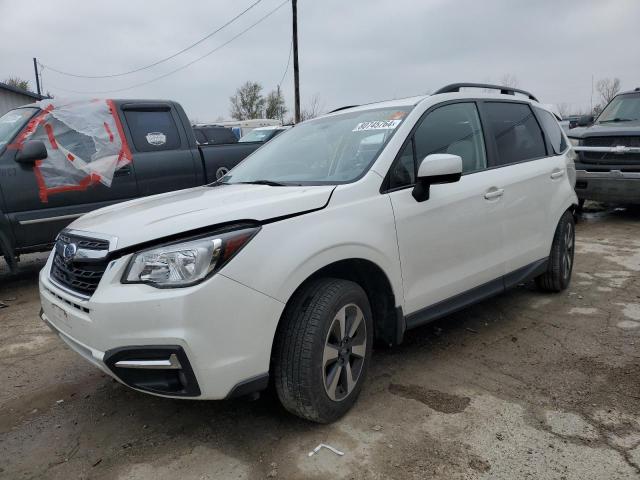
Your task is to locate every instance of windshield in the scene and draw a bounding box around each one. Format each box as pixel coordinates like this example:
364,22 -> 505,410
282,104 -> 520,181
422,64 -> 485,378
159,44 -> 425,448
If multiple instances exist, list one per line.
239,128 -> 278,143
222,106 -> 412,185
598,93 -> 640,123
0,108 -> 37,148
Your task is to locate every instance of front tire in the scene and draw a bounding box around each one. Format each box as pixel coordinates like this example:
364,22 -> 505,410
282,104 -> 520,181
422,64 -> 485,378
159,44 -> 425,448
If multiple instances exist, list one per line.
273,278 -> 373,423
536,210 -> 575,292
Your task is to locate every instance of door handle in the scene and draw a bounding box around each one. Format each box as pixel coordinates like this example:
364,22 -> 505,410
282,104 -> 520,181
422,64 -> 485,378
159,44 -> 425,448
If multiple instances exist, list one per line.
484,188 -> 504,200
550,169 -> 564,180
114,165 -> 132,177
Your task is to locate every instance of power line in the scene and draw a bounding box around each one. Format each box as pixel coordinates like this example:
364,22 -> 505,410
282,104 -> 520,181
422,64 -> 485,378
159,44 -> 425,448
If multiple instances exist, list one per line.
46,0 -> 290,95
278,39 -> 293,88
39,0 -> 264,79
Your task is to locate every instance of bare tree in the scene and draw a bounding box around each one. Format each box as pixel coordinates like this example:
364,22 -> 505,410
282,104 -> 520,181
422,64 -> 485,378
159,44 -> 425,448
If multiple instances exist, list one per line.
299,94 -> 324,122
3,76 -> 30,91
229,81 -> 266,120
265,88 -> 287,121
556,103 -> 572,119
499,74 -> 519,88
596,77 -> 621,106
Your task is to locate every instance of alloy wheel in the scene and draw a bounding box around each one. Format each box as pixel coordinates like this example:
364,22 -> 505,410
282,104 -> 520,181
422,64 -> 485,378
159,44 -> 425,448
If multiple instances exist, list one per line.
322,303 -> 367,401
563,221 -> 574,280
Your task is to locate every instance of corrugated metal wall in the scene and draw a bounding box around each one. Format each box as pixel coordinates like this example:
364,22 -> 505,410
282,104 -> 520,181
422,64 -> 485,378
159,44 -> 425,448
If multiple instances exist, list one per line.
0,90 -> 38,116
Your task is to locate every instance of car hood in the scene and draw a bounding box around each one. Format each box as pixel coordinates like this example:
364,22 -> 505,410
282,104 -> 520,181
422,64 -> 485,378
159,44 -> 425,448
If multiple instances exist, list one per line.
569,120 -> 640,138
69,184 -> 335,250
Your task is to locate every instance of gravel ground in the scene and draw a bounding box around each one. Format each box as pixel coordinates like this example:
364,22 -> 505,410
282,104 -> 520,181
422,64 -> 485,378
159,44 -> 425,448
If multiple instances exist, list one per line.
1,207 -> 639,479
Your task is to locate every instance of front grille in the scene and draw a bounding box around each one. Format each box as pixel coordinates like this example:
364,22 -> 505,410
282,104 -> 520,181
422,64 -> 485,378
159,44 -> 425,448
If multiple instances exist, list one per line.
50,233 -> 110,297
58,233 -> 109,250
581,136 -> 640,163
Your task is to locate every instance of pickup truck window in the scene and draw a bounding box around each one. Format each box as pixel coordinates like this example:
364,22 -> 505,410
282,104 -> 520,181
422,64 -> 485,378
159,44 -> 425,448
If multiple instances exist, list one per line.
222,106 -> 413,185
0,108 -> 37,148
597,93 -> 640,123
123,110 -> 181,152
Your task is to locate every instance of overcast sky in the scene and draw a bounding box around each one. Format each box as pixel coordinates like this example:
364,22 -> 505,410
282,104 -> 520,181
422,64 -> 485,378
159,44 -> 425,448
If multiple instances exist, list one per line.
2,0 -> 639,121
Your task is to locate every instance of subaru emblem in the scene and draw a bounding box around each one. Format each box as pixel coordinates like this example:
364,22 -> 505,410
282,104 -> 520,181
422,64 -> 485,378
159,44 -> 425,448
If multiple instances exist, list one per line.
63,243 -> 78,262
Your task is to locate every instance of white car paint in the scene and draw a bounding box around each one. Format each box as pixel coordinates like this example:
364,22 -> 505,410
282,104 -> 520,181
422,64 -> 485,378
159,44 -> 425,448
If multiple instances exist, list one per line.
39,89 -> 577,400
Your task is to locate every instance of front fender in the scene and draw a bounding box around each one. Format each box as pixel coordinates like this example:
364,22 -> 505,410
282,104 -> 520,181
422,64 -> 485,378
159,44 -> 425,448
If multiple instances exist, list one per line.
220,195 -> 404,309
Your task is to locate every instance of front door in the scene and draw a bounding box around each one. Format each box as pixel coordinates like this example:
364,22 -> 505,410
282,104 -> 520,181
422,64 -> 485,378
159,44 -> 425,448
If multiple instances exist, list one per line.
386,102 -> 505,315
0,109 -> 137,250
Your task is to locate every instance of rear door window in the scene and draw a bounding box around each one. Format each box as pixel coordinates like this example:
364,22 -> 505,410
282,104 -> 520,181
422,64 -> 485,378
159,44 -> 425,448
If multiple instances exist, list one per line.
536,108 -> 567,154
483,102 -> 546,165
123,109 -> 181,152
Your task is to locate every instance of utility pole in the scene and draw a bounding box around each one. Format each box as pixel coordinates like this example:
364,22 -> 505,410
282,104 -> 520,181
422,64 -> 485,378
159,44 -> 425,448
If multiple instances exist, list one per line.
590,74 -> 594,115
33,58 -> 41,95
277,84 -> 284,123
292,0 -> 300,123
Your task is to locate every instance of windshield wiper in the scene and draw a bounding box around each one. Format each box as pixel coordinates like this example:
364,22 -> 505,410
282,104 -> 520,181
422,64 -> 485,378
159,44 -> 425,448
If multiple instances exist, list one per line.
237,180 -> 288,186
599,118 -> 635,123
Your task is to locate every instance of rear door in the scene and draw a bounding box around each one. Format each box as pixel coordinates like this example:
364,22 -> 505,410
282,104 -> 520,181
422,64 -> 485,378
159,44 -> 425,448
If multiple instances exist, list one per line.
478,101 -> 554,275
386,101 -> 506,316
120,103 -> 200,196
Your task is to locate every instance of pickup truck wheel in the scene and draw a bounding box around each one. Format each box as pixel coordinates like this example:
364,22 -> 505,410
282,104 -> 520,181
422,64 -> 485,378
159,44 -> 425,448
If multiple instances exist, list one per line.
273,278 -> 373,423
536,210 -> 575,292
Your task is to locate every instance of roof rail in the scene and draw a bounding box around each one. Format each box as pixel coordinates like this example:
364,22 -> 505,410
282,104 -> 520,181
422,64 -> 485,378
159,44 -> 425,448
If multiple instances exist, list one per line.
328,105 -> 360,113
434,83 -> 539,102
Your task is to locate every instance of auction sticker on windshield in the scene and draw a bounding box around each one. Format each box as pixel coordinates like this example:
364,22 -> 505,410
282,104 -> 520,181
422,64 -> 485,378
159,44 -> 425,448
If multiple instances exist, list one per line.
352,120 -> 401,132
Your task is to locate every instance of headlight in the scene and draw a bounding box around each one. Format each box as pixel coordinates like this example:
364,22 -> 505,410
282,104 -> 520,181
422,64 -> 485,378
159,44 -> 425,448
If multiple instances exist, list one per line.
568,137 -> 581,147
122,226 -> 259,287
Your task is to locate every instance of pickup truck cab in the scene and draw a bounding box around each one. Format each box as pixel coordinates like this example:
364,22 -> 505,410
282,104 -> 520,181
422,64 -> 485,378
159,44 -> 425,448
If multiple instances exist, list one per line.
39,84 -> 578,423
569,88 -> 640,205
0,99 -> 262,270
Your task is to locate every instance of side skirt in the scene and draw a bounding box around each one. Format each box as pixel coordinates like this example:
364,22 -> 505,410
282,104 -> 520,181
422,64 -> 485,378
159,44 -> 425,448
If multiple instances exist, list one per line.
404,258 -> 548,331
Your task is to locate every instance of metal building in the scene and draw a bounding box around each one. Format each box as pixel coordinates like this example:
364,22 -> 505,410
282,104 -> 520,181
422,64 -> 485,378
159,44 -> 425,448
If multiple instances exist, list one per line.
0,82 -> 44,116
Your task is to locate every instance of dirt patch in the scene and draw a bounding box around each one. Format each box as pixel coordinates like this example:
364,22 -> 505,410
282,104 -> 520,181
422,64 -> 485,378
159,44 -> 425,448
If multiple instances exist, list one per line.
388,383 -> 470,413
468,457 -> 491,472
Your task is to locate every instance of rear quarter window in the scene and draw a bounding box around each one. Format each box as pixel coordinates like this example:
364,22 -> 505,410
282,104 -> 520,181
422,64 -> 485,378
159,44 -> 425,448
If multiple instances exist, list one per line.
123,110 -> 181,152
536,108 -> 568,154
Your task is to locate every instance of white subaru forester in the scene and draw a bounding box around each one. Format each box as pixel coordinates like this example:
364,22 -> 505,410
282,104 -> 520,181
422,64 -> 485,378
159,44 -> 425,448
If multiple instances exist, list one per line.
40,83 -> 578,423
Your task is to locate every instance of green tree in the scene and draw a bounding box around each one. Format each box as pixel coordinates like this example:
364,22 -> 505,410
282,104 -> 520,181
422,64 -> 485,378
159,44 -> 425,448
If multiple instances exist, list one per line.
229,81 -> 266,120
3,77 -> 30,91
265,88 -> 287,121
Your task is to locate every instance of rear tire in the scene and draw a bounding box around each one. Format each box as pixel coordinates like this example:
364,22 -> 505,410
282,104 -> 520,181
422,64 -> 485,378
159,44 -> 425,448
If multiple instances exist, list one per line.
273,278 -> 373,423
536,210 -> 575,292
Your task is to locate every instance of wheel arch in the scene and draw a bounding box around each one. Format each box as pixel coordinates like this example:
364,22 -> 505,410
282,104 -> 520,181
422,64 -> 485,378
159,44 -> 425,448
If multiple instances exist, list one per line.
273,258 -> 405,353
0,210 -> 17,271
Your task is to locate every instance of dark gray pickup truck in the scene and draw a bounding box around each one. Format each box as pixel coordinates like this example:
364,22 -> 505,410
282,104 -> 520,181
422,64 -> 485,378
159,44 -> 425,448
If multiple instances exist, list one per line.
0,99 -> 263,270
569,88 -> 640,206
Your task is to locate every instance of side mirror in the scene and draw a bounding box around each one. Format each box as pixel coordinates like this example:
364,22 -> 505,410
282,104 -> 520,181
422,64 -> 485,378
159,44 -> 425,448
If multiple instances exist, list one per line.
412,153 -> 462,202
15,140 -> 48,164
577,115 -> 594,127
